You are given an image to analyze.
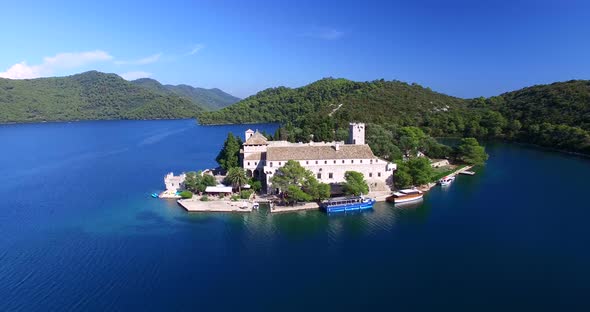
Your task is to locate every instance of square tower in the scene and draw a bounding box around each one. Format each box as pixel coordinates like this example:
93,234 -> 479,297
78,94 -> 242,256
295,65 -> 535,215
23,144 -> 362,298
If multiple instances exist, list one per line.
348,122 -> 365,145
245,129 -> 254,141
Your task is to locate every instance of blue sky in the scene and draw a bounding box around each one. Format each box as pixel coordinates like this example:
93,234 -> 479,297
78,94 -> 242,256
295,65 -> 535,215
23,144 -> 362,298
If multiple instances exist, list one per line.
1,0 -> 589,98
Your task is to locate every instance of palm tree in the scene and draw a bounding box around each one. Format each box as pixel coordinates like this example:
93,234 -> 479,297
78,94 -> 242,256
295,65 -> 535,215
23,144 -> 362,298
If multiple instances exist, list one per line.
227,167 -> 248,193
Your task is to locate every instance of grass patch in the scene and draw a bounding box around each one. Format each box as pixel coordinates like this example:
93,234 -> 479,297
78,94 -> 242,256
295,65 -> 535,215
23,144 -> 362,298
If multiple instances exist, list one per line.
432,165 -> 468,181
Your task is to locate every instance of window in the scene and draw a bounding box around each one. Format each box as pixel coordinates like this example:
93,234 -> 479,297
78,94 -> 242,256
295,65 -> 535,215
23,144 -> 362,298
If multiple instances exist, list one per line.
370,160 -> 373,164
342,160 -> 345,163
247,162 -> 250,166
333,160 -> 336,164
360,160 -> 363,163
315,160 -> 318,164
306,161 -> 309,165
369,173 -> 373,178
270,162 -> 273,167
329,172 -> 333,179
351,160 -> 354,164
255,162 -> 257,165
279,162 -> 282,165
317,173 -> 322,179
378,172 -> 381,177
324,160 -> 327,164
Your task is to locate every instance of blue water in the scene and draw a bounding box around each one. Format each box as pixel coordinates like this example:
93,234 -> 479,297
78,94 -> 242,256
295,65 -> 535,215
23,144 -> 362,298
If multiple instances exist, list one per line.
1,119 -> 589,311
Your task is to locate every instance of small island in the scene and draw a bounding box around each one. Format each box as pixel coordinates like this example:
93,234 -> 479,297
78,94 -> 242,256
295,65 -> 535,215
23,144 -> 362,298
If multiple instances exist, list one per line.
158,122 -> 488,213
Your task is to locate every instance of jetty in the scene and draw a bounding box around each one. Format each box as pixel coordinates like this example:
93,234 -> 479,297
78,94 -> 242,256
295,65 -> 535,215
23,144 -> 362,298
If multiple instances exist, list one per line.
178,198 -> 254,212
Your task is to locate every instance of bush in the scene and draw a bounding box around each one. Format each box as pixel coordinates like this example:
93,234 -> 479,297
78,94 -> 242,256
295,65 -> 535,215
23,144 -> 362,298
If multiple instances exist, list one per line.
179,191 -> 193,199
200,195 -> 209,201
230,195 -> 239,201
240,190 -> 253,199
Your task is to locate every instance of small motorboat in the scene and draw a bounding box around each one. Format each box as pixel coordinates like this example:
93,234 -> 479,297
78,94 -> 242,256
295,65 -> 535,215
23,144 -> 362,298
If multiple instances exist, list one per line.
386,189 -> 423,204
460,170 -> 475,175
439,176 -> 453,186
151,193 -> 159,198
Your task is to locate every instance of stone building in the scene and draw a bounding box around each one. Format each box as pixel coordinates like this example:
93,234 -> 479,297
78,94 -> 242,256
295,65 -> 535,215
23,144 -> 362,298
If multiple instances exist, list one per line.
164,172 -> 186,192
241,123 -> 396,193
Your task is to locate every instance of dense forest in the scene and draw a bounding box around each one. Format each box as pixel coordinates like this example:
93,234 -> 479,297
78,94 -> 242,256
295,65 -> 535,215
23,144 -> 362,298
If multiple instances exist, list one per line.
131,78 -> 240,110
198,78 -> 590,155
0,71 -> 205,123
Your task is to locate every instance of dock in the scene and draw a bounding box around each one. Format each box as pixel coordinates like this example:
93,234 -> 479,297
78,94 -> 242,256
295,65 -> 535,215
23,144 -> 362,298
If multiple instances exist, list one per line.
177,198 -> 253,212
270,202 -> 320,213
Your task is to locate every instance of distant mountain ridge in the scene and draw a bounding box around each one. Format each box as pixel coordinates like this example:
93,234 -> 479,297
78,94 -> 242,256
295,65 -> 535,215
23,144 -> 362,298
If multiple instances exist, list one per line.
131,78 -> 240,111
0,71 -> 239,124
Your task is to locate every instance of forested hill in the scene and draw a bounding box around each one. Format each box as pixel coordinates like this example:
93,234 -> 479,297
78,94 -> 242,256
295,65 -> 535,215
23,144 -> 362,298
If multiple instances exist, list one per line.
198,78 -> 590,155
197,78 -> 468,126
0,71 -> 205,123
491,80 -> 590,132
132,78 -> 240,111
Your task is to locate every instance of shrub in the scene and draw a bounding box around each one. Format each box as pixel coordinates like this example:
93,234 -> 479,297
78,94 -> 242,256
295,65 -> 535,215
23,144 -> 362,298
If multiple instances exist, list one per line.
179,191 -> 193,199
230,195 -> 239,201
200,195 -> 209,201
240,190 -> 253,199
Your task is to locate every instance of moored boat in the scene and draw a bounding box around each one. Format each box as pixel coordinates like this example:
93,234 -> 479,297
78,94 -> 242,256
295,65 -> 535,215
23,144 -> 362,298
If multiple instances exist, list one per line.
320,195 -> 376,213
439,176 -> 454,186
386,189 -> 423,204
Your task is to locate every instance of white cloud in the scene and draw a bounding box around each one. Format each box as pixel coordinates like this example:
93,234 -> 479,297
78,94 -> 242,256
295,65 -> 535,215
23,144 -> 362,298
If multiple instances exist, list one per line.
119,71 -> 152,80
0,50 -> 113,79
187,44 -> 205,56
303,27 -> 344,40
114,53 -> 161,65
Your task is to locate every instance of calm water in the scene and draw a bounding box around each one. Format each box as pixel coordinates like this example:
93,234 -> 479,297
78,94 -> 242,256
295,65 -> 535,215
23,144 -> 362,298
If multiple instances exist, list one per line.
0,119 -> 589,311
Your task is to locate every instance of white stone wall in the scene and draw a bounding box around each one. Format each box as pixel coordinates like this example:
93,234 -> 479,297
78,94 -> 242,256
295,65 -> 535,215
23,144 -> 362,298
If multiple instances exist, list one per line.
263,158 -> 395,193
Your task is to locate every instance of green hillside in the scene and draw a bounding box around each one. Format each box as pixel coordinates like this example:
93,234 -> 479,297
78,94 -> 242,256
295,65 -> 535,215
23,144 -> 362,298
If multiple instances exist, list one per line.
132,78 -> 240,110
0,71 -> 204,123
197,78 -> 467,125
198,78 -> 590,154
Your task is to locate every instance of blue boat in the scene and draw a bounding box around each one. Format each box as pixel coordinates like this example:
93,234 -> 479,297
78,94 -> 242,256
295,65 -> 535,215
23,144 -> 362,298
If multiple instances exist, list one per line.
320,196 -> 376,213
151,193 -> 159,198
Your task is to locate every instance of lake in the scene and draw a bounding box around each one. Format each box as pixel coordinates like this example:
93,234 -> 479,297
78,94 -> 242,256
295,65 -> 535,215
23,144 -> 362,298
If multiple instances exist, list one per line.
0,119 -> 589,311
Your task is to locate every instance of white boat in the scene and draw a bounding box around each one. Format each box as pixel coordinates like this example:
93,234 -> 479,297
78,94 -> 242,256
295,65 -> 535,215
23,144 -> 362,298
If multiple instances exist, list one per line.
460,170 -> 475,175
439,176 -> 453,186
386,189 -> 423,204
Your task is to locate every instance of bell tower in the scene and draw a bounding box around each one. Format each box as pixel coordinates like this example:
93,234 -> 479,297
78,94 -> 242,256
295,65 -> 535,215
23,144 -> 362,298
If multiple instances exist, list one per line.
245,129 -> 254,141
348,122 -> 365,145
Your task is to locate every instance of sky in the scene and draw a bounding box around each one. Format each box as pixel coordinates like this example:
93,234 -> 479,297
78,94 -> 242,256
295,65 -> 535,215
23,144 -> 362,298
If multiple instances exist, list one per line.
1,0 -> 589,98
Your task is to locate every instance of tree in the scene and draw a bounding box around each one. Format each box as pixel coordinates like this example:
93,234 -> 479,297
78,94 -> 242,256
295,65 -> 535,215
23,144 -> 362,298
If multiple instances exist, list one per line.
226,167 -> 248,192
407,157 -> 434,185
394,164 -> 413,189
285,185 -> 312,204
270,160 -> 314,192
398,126 -> 428,157
456,138 -> 489,165
303,177 -> 331,201
183,171 -> 199,193
249,179 -> 262,192
343,171 -> 369,196
216,132 -> 242,170
184,171 -> 218,194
